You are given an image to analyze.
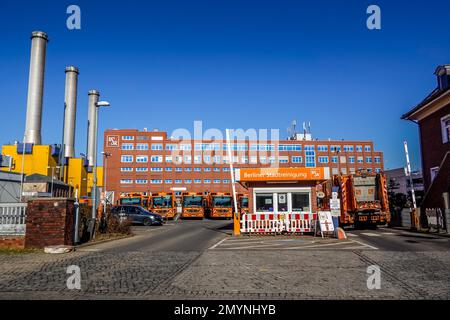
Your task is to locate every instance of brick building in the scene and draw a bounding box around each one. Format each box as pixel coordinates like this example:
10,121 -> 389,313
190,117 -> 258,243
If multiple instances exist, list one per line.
103,128 -> 384,202
402,64 -> 450,213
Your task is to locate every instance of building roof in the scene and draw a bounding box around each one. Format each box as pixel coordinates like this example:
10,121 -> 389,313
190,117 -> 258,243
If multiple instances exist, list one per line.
402,64 -> 450,120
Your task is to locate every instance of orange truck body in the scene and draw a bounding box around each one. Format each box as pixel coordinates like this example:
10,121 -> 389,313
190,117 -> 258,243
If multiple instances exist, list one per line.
323,171 -> 390,227
206,192 -> 233,218
181,192 -> 205,219
119,192 -> 152,210
237,193 -> 249,216
151,192 -> 176,219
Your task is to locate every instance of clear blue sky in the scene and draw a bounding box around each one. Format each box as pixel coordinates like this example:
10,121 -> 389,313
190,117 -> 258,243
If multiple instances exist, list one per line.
1,0 -> 449,170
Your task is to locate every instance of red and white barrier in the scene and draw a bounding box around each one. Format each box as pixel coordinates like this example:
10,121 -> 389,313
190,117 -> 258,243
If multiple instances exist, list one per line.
240,212 -> 316,234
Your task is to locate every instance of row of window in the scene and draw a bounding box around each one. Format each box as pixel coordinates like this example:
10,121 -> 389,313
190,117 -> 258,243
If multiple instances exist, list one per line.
119,141 -> 373,152
120,155 -> 382,164
121,167 -> 231,172
120,179 -> 231,185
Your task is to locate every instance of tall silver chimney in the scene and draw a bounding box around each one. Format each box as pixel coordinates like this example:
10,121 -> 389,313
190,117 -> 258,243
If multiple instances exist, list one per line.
63,66 -> 79,158
24,31 -> 49,145
87,90 -> 100,167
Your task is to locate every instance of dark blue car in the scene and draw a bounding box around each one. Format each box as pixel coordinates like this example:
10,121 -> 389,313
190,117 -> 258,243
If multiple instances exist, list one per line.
111,205 -> 164,226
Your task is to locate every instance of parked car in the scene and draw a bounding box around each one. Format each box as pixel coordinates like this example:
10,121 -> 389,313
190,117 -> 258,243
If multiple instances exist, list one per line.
111,205 -> 164,226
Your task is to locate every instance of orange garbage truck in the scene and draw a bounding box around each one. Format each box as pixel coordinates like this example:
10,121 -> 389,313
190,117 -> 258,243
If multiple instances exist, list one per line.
237,193 -> 249,216
206,192 -> 233,219
119,192 -> 151,210
151,192 -> 175,219
181,192 -> 205,219
323,170 -> 390,228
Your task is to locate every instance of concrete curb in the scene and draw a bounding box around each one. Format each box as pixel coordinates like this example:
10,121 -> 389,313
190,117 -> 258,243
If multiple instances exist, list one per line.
74,234 -> 134,250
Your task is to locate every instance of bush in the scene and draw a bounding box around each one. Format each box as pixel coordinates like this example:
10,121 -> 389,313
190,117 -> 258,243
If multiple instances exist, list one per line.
103,213 -> 132,235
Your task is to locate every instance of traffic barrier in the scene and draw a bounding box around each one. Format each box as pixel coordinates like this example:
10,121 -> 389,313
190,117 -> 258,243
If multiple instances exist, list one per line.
240,212 -> 316,234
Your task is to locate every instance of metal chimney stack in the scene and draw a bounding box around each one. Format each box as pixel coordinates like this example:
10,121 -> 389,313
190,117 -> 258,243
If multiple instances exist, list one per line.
63,66 -> 79,158
87,90 -> 100,167
24,31 -> 49,145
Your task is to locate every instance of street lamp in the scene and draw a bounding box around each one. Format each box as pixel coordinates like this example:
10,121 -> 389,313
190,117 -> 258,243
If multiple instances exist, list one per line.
91,100 -> 110,221
101,151 -> 112,216
47,166 -> 61,197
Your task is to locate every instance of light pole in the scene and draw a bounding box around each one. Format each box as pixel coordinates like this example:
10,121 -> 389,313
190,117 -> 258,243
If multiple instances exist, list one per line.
101,151 -> 112,216
19,136 -> 26,202
47,166 -> 61,197
91,100 -> 110,222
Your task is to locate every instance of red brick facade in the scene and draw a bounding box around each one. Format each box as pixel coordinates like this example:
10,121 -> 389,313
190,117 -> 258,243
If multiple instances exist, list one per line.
0,236 -> 25,249
103,129 -> 384,202
24,198 -> 75,249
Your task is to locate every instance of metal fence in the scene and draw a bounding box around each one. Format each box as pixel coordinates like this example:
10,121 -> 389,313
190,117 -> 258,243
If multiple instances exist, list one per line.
0,203 -> 27,235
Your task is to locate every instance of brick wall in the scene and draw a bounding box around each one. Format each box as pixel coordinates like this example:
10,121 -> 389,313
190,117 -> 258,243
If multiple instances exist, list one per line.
0,236 -> 25,249
24,198 -> 75,249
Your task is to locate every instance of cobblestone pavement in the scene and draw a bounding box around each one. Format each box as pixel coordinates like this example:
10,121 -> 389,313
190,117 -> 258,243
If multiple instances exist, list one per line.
0,223 -> 449,299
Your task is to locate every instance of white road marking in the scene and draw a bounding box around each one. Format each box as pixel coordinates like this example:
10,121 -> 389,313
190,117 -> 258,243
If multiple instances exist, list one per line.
284,241 -> 352,250
347,233 -> 359,237
350,239 -> 378,250
220,243 -> 286,250
209,237 -> 228,250
361,233 -> 380,237
381,232 -> 395,235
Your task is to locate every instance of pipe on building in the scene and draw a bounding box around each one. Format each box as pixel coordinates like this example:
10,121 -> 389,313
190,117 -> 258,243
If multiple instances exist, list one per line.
87,90 -> 100,167
24,31 -> 49,145
63,66 -> 79,158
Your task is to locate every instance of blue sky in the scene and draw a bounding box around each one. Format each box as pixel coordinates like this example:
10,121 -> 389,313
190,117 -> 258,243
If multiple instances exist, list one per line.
1,0 -> 449,170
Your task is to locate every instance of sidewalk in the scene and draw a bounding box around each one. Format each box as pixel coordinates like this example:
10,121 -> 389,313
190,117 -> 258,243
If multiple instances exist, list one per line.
389,226 -> 450,238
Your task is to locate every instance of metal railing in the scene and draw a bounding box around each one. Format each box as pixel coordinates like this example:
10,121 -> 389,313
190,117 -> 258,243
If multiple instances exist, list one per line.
0,203 -> 27,235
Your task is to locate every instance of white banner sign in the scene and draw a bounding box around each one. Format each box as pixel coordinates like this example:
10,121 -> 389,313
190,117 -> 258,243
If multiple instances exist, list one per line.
318,211 -> 334,232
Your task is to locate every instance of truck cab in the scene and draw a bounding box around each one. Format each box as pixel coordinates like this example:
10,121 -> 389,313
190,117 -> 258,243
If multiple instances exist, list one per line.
181,192 -> 205,219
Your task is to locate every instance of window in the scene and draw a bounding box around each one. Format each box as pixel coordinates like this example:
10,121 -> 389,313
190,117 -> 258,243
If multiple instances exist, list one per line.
184,167 -> 192,172
305,151 -> 316,167
332,168 -> 339,175
175,167 -> 182,172
184,155 -> 192,164
204,179 -> 211,184
165,156 -> 173,163
150,179 -> 162,184
120,167 -> 133,172
331,156 -> 338,163
151,167 -> 163,172
250,144 -> 274,151
364,145 -> 371,152
179,144 -> 192,151
213,179 -> 221,184
366,157 -> 372,163
136,143 -> 148,150
255,193 -> 273,212
441,115 -> 450,143
241,156 -> 249,164
374,156 -> 381,164
136,135 -> 148,141
341,168 -> 347,174
194,155 -> 202,164
175,179 -> 182,184
213,155 -> 221,164
165,179 -> 173,184
278,144 -> 302,151
204,167 -> 211,172
317,145 -> 328,152
375,168 -> 381,173
330,145 -> 341,152
279,157 -> 289,163
151,144 -> 163,151
194,179 -> 202,184
357,156 -> 364,163
136,155 -> 148,163
121,143 -> 134,150
292,156 -> 302,163
121,155 -> 133,163
223,179 -> 230,183
184,179 -> 192,184
151,155 -> 162,163
223,168 -> 230,172
356,145 -> 363,152
165,167 -> 173,172
344,145 -> 354,152
350,167 -> 356,173
136,167 -> 148,172
213,168 -> 220,172
120,179 -> 133,184
204,155 -> 212,164
318,156 -> 329,163
166,144 -> 177,151
260,156 -> 267,164
136,179 -> 148,184
291,193 -> 310,211
194,167 -> 201,172
122,136 -> 134,141
304,145 -> 315,151
250,156 -> 258,164
349,156 -> 355,164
